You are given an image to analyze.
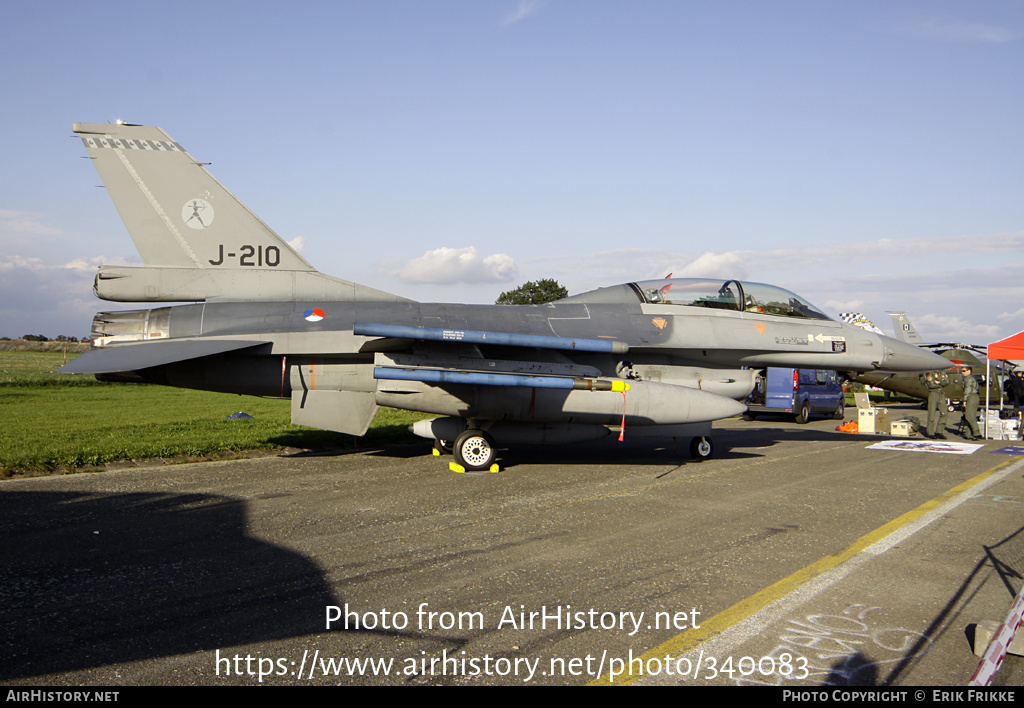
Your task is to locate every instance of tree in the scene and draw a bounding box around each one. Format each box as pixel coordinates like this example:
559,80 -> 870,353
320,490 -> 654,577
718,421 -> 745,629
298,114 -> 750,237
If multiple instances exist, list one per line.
495,279 -> 568,305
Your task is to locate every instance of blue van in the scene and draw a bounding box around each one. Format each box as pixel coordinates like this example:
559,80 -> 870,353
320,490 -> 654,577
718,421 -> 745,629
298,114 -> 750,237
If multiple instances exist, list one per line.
745,368 -> 846,423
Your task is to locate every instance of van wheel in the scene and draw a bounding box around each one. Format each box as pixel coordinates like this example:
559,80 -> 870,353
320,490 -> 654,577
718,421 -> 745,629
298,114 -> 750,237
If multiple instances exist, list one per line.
833,403 -> 845,420
794,401 -> 811,424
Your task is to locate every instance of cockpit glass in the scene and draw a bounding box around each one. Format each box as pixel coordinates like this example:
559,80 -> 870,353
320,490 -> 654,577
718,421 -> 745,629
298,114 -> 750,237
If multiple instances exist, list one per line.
632,279 -> 831,321
637,279 -> 740,309
739,281 -> 830,320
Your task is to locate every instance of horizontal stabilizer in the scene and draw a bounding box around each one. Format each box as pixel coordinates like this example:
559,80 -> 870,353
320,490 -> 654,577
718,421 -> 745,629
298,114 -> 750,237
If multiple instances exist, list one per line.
92,265 -> 409,303
58,339 -> 270,375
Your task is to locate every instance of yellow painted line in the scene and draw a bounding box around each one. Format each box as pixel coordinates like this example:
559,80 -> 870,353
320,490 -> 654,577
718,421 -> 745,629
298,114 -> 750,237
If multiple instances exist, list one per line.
589,460 -> 1013,686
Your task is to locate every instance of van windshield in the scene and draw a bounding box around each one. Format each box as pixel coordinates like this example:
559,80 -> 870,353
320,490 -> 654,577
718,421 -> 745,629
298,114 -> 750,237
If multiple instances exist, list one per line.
632,279 -> 831,321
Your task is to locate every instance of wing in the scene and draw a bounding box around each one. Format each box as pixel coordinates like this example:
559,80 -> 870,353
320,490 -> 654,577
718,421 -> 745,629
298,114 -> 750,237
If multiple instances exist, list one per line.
58,339 -> 270,375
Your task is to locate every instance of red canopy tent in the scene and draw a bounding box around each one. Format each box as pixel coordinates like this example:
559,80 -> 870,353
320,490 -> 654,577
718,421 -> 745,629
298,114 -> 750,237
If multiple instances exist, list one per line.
989,331 -> 1024,361
985,331 -> 1024,437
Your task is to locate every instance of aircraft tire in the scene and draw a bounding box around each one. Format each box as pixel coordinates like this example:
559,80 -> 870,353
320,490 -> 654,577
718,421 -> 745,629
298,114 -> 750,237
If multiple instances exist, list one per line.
690,436 -> 713,461
434,438 -> 453,455
794,401 -> 811,424
453,429 -> 497,471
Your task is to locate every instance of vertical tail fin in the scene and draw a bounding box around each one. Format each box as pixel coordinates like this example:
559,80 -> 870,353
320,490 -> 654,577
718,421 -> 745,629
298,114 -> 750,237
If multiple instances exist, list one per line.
887,312 -> 925,345
74,122 -> 407,303
74,122 -> 313,271
838,312 -> 883,334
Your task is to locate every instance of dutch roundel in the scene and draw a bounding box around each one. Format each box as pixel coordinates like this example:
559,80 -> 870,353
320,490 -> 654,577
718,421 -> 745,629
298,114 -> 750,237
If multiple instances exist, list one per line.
304,307 -> 325,322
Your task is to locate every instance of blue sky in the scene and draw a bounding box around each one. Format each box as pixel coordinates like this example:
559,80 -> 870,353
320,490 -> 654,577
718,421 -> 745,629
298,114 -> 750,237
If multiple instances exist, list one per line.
1,1 -> 1021,344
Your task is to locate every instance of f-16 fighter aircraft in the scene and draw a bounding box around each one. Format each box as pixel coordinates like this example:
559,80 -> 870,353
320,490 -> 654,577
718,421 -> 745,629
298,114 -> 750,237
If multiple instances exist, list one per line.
60,123 -> 951,470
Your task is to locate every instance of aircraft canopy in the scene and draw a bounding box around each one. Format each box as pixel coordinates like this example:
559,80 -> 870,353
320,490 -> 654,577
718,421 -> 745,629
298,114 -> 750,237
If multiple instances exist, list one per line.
633,279 -> 831,321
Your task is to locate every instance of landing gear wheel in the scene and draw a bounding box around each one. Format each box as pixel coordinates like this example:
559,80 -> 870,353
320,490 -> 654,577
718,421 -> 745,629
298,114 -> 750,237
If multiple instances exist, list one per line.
794,400 -> 811,424
453,429 -> 497,471
433,438 -> 453,455
743,412 -> 756,421
690,436 -> 713,461
833,403 -> 845,420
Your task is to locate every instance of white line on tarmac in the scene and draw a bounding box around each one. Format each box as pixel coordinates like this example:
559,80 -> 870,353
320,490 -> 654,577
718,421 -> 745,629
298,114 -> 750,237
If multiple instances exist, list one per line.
630,457 -> 1024,685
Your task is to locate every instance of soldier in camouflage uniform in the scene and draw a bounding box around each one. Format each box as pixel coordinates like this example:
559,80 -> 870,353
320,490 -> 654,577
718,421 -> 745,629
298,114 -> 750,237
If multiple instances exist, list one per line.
959,365 -> 981,440
923,369 -> 951,439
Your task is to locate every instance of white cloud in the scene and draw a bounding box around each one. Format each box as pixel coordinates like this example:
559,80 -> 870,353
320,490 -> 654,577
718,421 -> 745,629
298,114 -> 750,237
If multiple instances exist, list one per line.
0,210 -> 62,246
61,256 -> 136,273
827,265 -> 1022,295
287,236 -> 307,254
825,299 -> 865,311
0,255 -> 45,271
905,16 -> 1018,43
915,314 -> 1000,343
538,231 -> 1023,290
502,0 -> 545,26
0,255 -> 147,338
0,256 -> 102,338
741,232 -> 1024,274
788,261 -> 1024,343
674,252 -> 749,280
383,246 -> 518,284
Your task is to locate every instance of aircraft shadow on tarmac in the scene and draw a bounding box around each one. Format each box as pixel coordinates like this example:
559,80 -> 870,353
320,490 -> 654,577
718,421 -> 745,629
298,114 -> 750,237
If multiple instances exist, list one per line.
260,403 -> 915,470
333,424 -> 891,470
0,490 -> 341,681
269,423 -> 429,461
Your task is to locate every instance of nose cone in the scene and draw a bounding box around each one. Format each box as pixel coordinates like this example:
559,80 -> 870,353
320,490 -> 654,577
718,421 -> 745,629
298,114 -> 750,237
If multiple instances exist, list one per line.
878,337 -> 954,373
694,391 -> 749,422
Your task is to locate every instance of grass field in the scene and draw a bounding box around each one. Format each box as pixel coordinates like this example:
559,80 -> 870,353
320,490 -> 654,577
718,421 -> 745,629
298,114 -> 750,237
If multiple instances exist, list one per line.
0,350 -> 430,477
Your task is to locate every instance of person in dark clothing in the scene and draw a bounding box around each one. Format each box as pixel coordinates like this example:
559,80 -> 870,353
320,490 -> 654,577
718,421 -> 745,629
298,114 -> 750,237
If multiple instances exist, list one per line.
960,366 -> 981,440
1005,371 -> 1024,410
923,369 -> 951,439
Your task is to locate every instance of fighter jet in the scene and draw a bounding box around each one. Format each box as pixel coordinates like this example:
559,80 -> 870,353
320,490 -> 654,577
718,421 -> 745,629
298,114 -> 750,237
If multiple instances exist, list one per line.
60,123 -> 951,470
